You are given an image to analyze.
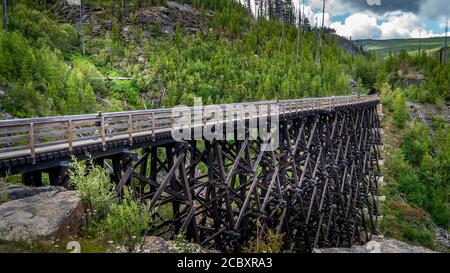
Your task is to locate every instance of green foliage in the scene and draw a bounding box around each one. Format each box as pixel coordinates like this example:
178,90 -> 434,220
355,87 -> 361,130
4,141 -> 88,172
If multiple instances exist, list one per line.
68,158 -> 116,219
400,122 -> 430,166
389,121 -> 450,229
1,0 -> 358,118
9,4 -> 78,52
102,189 -> 151,252
243,228 -> 284,253
379,198 -> 435,249
382,50 -> 450,105
65,67 -> 98,115
69,158 -> 152,252
392,91 -> 408,128
242,221 -> 284,253
0,191 -> 8,204
384,150 -> 412,180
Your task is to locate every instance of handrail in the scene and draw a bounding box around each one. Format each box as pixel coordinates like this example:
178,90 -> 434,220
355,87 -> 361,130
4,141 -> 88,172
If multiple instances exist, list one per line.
0,95 -> 379,161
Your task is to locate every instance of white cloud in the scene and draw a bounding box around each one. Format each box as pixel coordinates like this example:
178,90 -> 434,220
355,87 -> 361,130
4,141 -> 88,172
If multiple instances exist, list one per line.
309,0 -> 354,16
244,0 -> 449,39
380,12 -> 420,39
330,13 -> 381,39
329,10 -> 445,39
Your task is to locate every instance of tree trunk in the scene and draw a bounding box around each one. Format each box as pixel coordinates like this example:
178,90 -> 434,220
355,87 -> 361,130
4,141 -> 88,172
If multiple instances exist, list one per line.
2,0 -> 8,32
296,6 -> 301,63
444,16 -> 448,64
80,2 -> 85,55
122,0 -> 126,21
316,0 -> 326,65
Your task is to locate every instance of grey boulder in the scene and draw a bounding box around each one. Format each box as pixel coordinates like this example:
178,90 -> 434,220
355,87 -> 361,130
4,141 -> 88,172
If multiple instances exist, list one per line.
0,190 -> 84,242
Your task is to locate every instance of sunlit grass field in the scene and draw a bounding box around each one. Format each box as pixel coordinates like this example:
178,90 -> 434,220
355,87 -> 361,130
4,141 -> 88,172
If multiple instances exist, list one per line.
356,37 -> 448,57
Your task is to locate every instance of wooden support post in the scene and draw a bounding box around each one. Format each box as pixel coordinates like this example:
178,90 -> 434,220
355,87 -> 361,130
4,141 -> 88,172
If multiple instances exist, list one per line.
150,146 -> 158,193
22,171 -> 42,187
111,155 -> 122,184
93,157 -> 105,168
48,162 -> 69,187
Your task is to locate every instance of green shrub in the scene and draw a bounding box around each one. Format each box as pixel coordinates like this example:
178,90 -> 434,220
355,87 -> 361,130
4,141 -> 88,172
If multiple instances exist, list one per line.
400,122 -> 430,166
379,199 -> 435,249
402,225 -> 435,249
384,150 -> 411,179
397,172 -> 426,205
243,225 -> 284,253
102,189 -> 151,252
68,158 -> 116,219
392,91 -> 408,128
395,121 -> 450,228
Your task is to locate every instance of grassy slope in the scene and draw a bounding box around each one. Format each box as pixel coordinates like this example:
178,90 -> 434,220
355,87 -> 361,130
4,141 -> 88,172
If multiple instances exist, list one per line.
356,37 -> 448,56
379,107 -> 449,252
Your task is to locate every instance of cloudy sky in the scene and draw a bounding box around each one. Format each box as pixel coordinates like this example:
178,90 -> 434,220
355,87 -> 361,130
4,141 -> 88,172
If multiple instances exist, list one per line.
249,0 -> 450,40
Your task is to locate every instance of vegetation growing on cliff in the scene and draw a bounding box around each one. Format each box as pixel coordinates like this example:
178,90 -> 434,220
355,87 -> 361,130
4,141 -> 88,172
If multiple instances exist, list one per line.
0,1 -> 355,118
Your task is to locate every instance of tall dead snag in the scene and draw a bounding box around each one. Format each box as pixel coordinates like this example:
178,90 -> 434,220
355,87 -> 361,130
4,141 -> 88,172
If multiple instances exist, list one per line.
316,0 -> 326,65
2,0 -> 7,32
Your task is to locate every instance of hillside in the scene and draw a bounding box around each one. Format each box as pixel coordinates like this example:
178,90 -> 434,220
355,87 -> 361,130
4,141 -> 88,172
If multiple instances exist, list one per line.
0,0 -> 360,119
356,37 -> 448,56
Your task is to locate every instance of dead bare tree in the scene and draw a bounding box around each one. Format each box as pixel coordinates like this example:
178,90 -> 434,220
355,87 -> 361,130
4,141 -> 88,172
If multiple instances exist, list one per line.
296,6 -> 301,63
2,0 -> 7,32
80,0 -> 85,55
315,0 -> 326,65
444,16 -> 448,64
122,0 -> 126,21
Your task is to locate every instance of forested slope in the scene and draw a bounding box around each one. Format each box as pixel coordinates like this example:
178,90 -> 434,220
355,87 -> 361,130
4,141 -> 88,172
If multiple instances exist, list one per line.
0,0 -> 364,118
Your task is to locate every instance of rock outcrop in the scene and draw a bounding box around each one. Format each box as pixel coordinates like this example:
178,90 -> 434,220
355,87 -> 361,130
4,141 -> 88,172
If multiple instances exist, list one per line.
313,236 -> 437,253
52,0 -> 213,41
0,185 -> 66,202
0,189 -> 84,242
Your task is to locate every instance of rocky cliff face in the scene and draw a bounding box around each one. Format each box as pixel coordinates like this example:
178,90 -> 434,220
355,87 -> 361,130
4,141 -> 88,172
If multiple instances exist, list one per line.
51,0 -> 213,41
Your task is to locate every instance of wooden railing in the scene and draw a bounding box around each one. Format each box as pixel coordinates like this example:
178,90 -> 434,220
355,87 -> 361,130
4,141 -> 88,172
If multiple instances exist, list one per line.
0,95 -> 378,161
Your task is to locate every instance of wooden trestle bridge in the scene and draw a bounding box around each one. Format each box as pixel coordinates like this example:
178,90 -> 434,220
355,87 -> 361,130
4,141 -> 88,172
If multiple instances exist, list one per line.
0,95 -> 382,252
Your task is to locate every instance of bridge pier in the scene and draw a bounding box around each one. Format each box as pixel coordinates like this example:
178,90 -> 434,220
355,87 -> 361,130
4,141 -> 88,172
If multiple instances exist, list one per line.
47,162 -> 69,187
22,171 -> 43,187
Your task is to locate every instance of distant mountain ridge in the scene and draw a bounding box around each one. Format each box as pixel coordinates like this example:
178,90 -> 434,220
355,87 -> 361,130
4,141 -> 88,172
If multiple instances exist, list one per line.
355,37 -> 448,56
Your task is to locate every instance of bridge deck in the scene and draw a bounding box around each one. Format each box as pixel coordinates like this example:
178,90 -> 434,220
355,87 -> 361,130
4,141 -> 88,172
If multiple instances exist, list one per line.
0,95 -> 379,176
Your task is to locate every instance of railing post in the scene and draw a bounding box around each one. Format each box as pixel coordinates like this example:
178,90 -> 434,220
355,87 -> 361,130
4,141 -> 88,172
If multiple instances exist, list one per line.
128,114 -> 133,146
100,116 -> 106,150
151,112 -> 156,140
68,120 -> 73,153
29,123 -> 35,164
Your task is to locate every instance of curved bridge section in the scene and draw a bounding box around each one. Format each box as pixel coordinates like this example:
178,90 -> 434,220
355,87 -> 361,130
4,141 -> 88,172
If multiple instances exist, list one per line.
0,95 -> 382,252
